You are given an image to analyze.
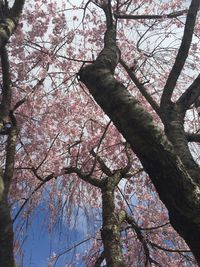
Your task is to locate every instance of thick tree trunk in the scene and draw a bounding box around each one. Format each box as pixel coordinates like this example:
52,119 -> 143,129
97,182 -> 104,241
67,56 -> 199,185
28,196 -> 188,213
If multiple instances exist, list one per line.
0,195 -> 15,267
79,9 -> 200,260
0,128 -> 17,267
0,1 -> 24,263
80,63 -> 200,264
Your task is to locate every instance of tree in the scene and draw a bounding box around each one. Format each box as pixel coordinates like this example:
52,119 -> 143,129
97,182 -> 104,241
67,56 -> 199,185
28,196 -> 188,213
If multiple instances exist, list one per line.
0,0 -> 200,266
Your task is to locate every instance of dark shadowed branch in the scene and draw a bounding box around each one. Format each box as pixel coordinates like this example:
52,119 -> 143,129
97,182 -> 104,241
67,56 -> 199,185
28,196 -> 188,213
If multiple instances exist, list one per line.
160,0 -> 200,109
176,74 -> 200,112
115,9 -> 188,20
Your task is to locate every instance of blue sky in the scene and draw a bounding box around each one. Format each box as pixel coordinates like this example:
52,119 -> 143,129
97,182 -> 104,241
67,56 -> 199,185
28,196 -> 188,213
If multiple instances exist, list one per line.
14,202 -> 100,267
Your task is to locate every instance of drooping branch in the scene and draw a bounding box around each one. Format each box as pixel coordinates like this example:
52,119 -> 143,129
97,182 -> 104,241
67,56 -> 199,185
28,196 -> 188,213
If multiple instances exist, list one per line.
125,214 -> 161,267
53,237 -> 91,267
160,0 -> 200,109
126,213 -> 192,265
13,172 -> 56,223
147,240 -> 190,254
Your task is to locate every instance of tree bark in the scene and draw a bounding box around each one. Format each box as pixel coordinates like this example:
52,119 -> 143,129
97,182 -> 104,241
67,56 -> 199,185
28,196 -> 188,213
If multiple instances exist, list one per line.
101,172 -> 126,267
0,0 -> 25,49
0,1 -> 23,260
0,195 -> 15,267
80,61 -> 200,264
79,3 -> 200,262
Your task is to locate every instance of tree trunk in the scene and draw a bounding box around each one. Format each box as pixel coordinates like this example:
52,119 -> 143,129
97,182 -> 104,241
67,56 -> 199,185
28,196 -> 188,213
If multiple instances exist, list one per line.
79,18 -> 200,262
0,195 -> 15,267
101,173 -> 126,267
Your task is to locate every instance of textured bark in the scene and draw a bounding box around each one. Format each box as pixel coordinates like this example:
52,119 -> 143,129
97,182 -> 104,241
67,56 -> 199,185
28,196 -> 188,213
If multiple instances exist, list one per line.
161,104 -> 200,183
160,0 -> 200,106
79,1 -> 200,264
0,0 -> 25,48
0,168 -> 4,202
0,126 -> 17,267
65,167 -> 126,266
101,172 -> 126,267
0,196 -> 15,267
0,0 -> 23,261
80,62 -> 200,263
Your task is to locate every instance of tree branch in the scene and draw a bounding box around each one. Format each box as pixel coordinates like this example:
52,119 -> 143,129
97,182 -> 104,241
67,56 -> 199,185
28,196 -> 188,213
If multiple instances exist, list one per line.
89,120 -> 112,176
53,237 -> 91,267
147,239 -> 190,253
125,213 -> 159,267
79,0 -> 200,264
176,74 -> 200,112
0,46 -> 11,122
13,173 -> 56,223
94,250 -> 105,267
64,166 -> 102,187
115,9 -> 188,20
120,59 -> 161,116
160,0 -> 200,109
90,148 -> 113,176
185,133 -> 200,143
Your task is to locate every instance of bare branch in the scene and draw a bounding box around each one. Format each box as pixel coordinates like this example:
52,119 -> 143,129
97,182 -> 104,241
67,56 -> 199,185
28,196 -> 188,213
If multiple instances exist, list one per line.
64,166 -> 102,187
114,9 -> 188,20
147,240 -> 190,253
89,120 -> 112,176
35,133 -> 59,171
53,237 -> 91,267
120,59 -> 161,116
13,172 -> 56,223
125,221 -> 170,231
120,144 -> 133,176
90,148 -> 113,176
13,77 -> 46,111
125,213 -> 160,267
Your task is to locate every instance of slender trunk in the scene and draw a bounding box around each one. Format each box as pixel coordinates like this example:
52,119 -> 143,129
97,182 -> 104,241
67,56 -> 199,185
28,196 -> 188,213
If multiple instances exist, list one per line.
101,174 -> 126,267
